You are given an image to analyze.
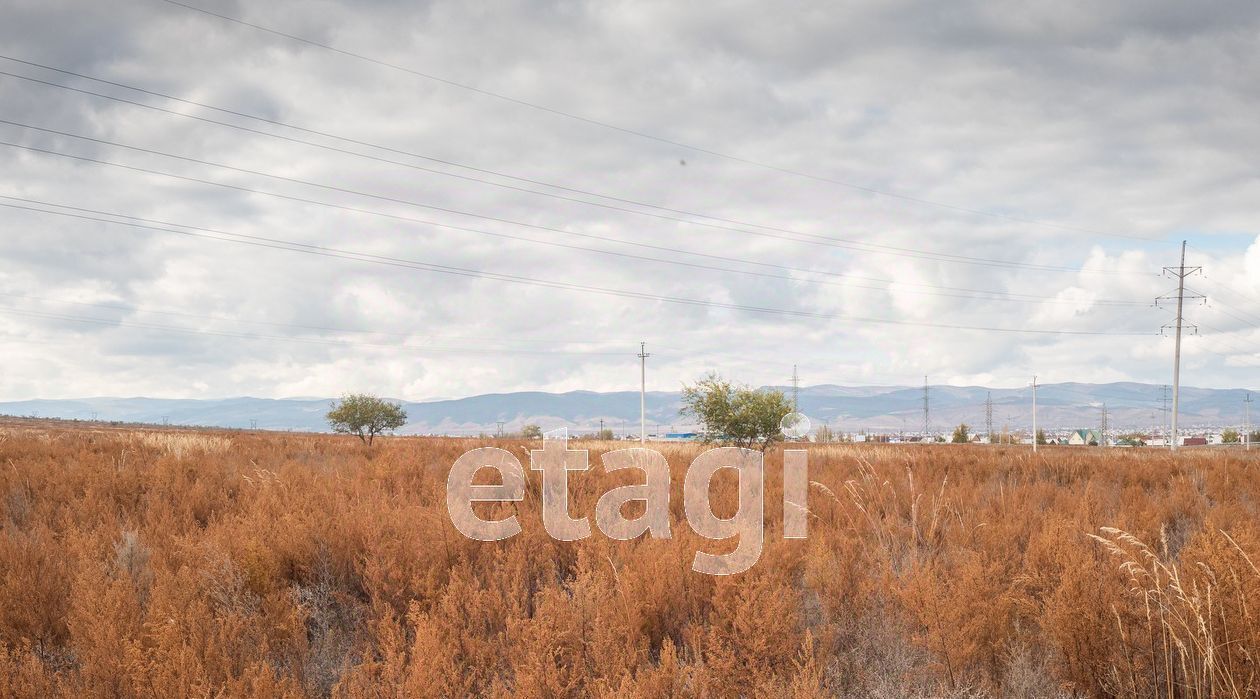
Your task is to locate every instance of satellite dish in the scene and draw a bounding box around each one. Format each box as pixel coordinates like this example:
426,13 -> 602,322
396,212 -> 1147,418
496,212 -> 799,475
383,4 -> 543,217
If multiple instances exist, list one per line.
780,412 -> 811,439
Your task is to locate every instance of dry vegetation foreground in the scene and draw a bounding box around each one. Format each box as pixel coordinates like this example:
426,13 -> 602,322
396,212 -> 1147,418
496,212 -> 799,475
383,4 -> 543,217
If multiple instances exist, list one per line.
1,424 -> 1259,698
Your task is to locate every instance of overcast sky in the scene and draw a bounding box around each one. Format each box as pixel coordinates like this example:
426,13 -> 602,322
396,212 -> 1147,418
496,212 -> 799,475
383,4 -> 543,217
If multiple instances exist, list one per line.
1,0 -> 1258,401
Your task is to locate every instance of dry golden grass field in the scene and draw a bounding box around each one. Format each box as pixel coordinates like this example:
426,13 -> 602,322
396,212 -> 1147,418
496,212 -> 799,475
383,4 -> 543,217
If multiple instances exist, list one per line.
1,421 -> 1258,698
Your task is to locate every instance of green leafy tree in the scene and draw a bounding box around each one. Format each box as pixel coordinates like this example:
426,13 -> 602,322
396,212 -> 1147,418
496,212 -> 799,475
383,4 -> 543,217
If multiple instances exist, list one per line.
1222,428 -> 1240,444
1117,432 -> 1147,447
1036,429 -> 1048,445
1251,430 -> 1260,445
520,424 -> 543,440
326,394 -> 407,445
951,423 -> 970,443
680,373 -> 793,451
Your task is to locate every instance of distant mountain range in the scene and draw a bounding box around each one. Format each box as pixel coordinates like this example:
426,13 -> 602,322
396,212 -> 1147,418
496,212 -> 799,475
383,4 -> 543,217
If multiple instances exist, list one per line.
1,382 -> 1255,436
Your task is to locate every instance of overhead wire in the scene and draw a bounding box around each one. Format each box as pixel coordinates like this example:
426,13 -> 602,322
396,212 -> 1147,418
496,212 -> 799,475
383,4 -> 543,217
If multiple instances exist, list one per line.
1184,242 -> 1260,306
1191,323 -> 1259,359
0,305 -> 637,356
1187,283 -> 1260,328
0,291 -> 638,351
0,58 -> 1173,258
0,113 -> 1146,277
0,198 -> 1156,336
155,0 -> 1168,244
0,17 -> 1244,400
0,131 -> 1155,305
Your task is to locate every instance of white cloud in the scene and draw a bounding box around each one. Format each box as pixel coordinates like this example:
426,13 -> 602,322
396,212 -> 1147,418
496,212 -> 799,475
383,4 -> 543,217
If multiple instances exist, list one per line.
0,0 -> 1257,400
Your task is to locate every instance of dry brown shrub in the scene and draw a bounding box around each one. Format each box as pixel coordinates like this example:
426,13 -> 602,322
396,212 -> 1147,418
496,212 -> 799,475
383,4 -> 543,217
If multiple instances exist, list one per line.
0,425 -> 1256,697
129,431 -> 233,458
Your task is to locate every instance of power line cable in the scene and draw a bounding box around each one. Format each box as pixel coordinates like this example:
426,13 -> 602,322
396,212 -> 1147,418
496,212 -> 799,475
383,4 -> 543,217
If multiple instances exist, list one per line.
0,119 -> 1136,276
1143,298 -> 1260,364
0,198 -> 1154,336
0,70 -> 776,250
0,136 -> 1156,305
0,291 -> 635,350
155,0 -> 1167,244
1195,343 -> 1260,367
0,305 -> 636,356
0,58 -> 1173,255
1150,304 -> 1257,365
1186,282 -> 1260,327
1191,324 -> 1259,358
1184,243 -> 1260,306
1204,303 -> 1260,332
1152,288 -> 1259,355
0,187 -> 1144,313
1186,338 -> 1260,367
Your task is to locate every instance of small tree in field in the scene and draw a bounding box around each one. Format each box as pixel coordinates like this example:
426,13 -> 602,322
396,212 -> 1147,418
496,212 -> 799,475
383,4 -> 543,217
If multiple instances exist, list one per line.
680,373 -> 792,451
1222,428 -> 1240,444
520,424 -> 543,439
1118,432 -> 1146,447
951,423 -> 970,443
327,394 -> 407,445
